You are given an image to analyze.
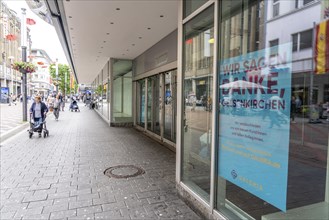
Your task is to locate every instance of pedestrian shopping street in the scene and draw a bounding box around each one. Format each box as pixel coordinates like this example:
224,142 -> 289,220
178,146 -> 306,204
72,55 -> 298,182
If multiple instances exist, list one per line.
0,104 -> 200,220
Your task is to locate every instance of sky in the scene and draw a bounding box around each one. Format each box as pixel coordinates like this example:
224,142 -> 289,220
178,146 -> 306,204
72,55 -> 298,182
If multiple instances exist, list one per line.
4,0 -> 68,64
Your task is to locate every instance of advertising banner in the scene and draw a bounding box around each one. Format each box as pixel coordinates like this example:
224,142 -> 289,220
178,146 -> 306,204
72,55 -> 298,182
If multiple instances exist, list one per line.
218,44 -> 292,211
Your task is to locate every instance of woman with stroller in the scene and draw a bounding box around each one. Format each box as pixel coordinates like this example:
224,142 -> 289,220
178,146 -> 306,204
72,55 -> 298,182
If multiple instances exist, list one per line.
30,95 -> 48,137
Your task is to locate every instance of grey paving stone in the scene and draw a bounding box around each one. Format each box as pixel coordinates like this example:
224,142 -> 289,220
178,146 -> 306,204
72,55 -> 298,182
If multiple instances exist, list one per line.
68,213 -> 95,220
94,210 -> 125,220
49,209 -> 77,220
77,193 -> 99,201
27,200 -> 54,209
101,201 -> 127,212
28,183 -> 51,191
47,191 -> 70,200
0,106 -> 200,220
14,206 -> 43,218
77,205 -> 102,216
69,200 -> 93,210
21,213 -> 50,220
43,203 -> 69,214
0,211 -> 16,219
70,188 -> 91,196
53,196 -> 77,206
1,204 -> 28,213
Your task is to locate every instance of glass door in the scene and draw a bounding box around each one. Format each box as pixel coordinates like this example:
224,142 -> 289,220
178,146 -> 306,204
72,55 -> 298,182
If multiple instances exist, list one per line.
137,79 -> 145,127
164,70 -> 177,142
146,76 -> 161,135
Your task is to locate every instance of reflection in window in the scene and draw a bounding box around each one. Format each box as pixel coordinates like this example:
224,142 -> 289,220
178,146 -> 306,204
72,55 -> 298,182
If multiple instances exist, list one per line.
216,0 -> 328,219
182,5 -> 214,201
183,0 -> 208,18
137,79 -> 146,127
292,29 -> 313,52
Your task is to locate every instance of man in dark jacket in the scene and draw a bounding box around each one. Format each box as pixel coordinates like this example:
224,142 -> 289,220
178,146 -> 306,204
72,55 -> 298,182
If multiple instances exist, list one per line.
30,95 -> 48,137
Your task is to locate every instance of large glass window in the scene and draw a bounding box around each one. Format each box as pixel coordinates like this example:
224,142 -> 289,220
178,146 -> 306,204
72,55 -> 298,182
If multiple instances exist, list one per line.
137,79 -> 146,127
164,70 -> 177,142
182,5 -> 214,201
147,76 -> 160,135
216,1 -> 328,220
183,0 -> 208,18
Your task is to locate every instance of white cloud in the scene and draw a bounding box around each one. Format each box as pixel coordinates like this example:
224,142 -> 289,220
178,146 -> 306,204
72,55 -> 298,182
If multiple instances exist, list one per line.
4,0 -> 68,64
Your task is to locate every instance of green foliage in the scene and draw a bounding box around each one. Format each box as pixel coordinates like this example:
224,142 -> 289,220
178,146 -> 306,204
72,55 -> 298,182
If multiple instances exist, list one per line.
95,85 -> 103,95
49,64 -> 71,94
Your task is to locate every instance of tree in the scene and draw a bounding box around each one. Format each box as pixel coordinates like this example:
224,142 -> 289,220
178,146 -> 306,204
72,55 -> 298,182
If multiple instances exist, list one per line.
49,64 -> 71,96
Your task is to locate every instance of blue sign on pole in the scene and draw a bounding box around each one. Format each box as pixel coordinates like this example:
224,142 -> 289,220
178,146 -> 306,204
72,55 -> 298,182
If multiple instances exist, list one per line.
218,44 -> 292,211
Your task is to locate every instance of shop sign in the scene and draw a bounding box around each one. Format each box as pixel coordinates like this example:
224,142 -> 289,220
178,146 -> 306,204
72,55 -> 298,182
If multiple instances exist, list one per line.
218,43 -> 292,211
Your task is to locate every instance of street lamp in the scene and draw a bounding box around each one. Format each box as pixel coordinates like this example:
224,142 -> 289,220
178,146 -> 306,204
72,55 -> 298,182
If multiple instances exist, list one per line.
8,56 -> 14,95
2,51 -> 6,88
21,8 -> 28,121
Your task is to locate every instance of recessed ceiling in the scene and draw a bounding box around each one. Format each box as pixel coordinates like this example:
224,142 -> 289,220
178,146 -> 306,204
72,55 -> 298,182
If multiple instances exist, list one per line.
63,0 -> 178,83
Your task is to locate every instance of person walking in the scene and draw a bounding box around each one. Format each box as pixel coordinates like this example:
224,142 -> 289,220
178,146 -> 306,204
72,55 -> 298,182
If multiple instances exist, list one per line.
59,92 -> 65,111
47,94 -> 55,113
8,93 -> 17,106
53,94 -> 60,121
29,95 -> 48,137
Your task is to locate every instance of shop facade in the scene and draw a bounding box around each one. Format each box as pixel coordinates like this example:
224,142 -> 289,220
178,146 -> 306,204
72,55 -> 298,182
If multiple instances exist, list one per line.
176,0 -> 329,219
81,1 -> 328,219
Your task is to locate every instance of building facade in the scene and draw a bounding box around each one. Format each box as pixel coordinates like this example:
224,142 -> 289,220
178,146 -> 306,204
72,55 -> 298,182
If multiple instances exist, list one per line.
42,0 -> 328,219
29,49 -> 54,97
0,0 -> 22,98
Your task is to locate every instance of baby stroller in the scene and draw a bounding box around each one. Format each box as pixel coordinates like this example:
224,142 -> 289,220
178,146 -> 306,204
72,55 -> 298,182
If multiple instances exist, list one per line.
70,100 -> 80,112
28,114 -> 49,138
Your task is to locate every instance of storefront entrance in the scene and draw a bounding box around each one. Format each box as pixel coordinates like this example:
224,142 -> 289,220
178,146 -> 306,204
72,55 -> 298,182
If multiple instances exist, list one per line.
136,69 -> 177,144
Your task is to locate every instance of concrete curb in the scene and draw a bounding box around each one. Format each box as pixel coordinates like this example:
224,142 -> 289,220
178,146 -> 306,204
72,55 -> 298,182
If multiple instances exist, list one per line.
0,122 -> 30,143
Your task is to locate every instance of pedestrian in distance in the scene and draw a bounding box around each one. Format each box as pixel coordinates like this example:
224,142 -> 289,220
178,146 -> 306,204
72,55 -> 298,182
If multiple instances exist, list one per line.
47,94 -> 55,112
29,95 -> 48,137
53,94 -> 61,121
8,93 -> 16,106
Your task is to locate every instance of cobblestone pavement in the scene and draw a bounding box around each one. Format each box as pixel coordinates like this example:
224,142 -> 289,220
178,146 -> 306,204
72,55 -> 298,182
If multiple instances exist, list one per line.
0,102 -> 25,135
0,105 -> 201,220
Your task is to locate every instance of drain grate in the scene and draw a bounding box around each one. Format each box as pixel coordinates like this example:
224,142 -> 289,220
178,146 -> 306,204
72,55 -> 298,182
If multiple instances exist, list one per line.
104,165 -> 145,179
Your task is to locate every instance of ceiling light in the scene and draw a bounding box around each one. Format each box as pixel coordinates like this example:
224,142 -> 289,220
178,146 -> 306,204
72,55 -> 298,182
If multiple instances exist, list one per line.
116,8 -> 120,10
147,27 -> 151,30
160,15 -> 164,18
110,22 -> 114,24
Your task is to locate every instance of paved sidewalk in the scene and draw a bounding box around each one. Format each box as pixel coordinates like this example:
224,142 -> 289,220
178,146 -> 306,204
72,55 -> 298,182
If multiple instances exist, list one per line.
0,102 -> 24,135
0,105 -> 200,220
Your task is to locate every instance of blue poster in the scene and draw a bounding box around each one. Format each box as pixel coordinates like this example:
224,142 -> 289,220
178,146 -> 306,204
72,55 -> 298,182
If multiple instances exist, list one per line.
218,44 -> 292,211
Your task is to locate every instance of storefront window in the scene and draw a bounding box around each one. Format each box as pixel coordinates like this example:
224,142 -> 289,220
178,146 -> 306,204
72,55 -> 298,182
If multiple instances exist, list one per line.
146,76 -> 160,135
182,5 -> 214,201
216,1 -> 328,219
137,79 -> 146,127
183,0 -> 208,18
164,70 -> 177,142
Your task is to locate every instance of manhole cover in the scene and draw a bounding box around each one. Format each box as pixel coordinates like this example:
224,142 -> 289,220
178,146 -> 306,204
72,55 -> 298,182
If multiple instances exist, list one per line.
104,165 -> 145,179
